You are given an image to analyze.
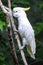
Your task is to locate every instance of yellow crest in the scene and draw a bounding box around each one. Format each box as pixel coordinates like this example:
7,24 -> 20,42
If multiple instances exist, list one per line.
23,7 -> 30,11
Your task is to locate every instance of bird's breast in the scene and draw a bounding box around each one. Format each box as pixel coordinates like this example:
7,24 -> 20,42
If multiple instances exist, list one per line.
18,25 -> 25,37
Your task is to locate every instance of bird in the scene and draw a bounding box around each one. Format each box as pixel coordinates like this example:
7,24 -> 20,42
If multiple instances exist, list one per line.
13,7 -> 36,59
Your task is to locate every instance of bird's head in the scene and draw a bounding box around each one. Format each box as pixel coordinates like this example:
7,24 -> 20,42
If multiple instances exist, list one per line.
13,7 -> 30,18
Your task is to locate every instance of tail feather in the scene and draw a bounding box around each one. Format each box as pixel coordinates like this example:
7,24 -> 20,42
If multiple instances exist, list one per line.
27,45 -> 35,59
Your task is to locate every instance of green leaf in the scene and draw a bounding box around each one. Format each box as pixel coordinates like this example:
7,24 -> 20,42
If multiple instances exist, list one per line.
39,2 -> 43,8
34,22 -> 43,35
0,20 -> 6,31
0,56 -> 5,61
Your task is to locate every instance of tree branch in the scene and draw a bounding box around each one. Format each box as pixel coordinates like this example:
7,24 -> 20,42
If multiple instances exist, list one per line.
7,0 -> 11,9
0,0 -> 11,15
6,16 -> 18,65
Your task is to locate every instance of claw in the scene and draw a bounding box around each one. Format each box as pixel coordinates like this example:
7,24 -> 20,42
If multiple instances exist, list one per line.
17,48 -> 22,52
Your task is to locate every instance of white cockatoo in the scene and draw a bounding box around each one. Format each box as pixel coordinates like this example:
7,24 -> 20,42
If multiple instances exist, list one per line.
13,7 -> 36,59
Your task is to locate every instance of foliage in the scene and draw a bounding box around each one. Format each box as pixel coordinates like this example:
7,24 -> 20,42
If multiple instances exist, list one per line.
0,20 -> 6,31
34,22 -> 43,35
0,0 -> 43,65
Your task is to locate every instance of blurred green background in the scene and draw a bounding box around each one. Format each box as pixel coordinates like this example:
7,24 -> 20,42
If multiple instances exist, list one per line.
0,0 -> 43,65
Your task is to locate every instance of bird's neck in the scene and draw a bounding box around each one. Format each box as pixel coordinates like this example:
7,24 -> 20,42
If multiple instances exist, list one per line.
18,14 -> 28,25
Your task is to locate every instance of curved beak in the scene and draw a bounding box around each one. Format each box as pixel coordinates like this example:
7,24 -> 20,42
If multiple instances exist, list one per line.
23,7 -> 30,11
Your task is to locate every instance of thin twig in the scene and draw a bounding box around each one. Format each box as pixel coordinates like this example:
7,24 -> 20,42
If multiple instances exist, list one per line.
8,0 -> 11,9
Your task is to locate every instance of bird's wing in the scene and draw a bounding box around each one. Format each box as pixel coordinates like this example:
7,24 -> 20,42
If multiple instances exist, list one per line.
26,35 -> 36,59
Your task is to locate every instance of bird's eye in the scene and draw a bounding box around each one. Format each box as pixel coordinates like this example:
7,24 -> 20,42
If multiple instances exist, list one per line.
16,11 -> 18,12
13,11 -> 18,13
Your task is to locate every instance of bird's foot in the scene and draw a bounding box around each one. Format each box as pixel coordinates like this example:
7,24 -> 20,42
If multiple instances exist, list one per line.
18,46 -> 25,52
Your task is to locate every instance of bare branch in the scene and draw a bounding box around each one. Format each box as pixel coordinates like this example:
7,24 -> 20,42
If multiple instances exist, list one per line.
8,0 -> 11,9
6,16 -> 18,65
0,0 -> 11,15
4,6 -> 11,11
